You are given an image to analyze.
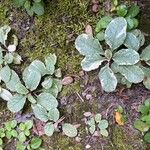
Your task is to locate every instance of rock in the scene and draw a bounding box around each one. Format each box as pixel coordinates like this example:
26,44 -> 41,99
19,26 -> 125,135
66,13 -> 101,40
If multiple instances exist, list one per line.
62,76 -> 74,85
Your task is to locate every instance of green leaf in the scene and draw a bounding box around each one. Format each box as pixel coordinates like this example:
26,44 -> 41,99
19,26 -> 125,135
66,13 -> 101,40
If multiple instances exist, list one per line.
116,65 -> 144,83
134,119 -> 149,132
13,0 -> 26,7
44,123 -> 55,136
16,141 -> 26,150
0,65 -> 11,83
87,118 -> 96,134
141,45 -> 150,61
96,31 -> 105,41
127,5 -> 140,18
45,54 -> 57,75
142,66 -> 150,90
19,123 -> 26,131
32,2 -> 44,16
18,132 -> 26,142
32,104 -> 49,122
23,67 -> 41,91
4,53 -> 14,64
81,54 -> 106,71
75,34 -> 104,56
24,129 -> 30,136
42,77 -> 53,89
94,114 -> 102,123
98,65 -> 117,92
30,138 -> 42,149
5,122 -> 12,131
0,88 -> 12,101
104,49 -> 112,60
27,94 -> 36,104
117,5 -> 128,17
144,132 -> 150,143
125,17 -> 135,30
12,53 -> 22,64
7,94 -> 26,112
95,16 -> 112,32
0,25 -> 11,46
98,120 -> 108,129
29,60 -> 47,76
139,105 -> 149,115
15,83 -> 29,95
11,129 -> 18,137
100,129 -> 108,137
124,33 -> 140,51
62,123 -> 78,138
48,108 -> 60,122
0,139 -> 2,146
6,70 -> 21,92
113,49 -> 140,65
37,92 -> 58,111
25,120 -> 33,129
132,29 -> 145,46
10,120 -> 17,128
105,17 -> 127,50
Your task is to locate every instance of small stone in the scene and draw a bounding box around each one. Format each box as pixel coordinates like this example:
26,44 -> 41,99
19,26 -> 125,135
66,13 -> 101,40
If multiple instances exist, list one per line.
62,76 -> 74,85
85,25 -> 93,36
8,45 -> 16,52
83,112 -> 92,117
75,137 -> 82,143
86,144 -> 91,149
86,94 -> 92,100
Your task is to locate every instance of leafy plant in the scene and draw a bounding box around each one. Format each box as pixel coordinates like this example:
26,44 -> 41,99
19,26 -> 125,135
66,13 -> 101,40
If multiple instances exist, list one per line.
85,113 -> 109,137
0,119 -> 43,150
13,0 -> 44,16
134,98 -> 150,143
75,16 -> 146,92
0,53 -> 63,135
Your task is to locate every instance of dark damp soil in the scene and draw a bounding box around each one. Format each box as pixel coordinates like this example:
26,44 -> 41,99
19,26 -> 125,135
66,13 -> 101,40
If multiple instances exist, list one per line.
0,0 -> 150,150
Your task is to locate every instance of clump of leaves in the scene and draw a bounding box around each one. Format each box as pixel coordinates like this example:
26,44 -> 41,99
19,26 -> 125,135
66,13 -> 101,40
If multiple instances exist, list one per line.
95,4 -> 140,41
75,17 -> 145,92
13,0 -> 44,16
85,113 -> 109,137
0,119 -> 43,150
0,25 -> 21,66
134,98 -> 150,143
0,53 -> 63,135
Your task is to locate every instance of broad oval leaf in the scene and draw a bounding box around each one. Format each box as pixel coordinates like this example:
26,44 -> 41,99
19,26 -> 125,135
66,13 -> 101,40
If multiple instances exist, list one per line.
62,123 -> 77,137
141,45 -> 150,61
117,65 -> 144,83
6,70 -> 21,92
98,65 -> 117,92
0,88 -> 12,101
132,29 -> 145,47
37,92 -> 58,111
32,104 -> 49,122
15,83 -> 28,95
23,67 -> 41,91
0,65 -> 11,83
45,54 -> 57,75
100,129 -> 108,137
41,77 -> 53,89
75,33 -> 104,56
98,120 -> 108,129
30,137 -> 42,149
0,25 -> 11,46
81,54 -> 106,71
126,5 -> 140,18
124,33 -> 140,51
142,66 -> 150,90
113,49 -> 140,65
48,108 -> 60,122
44,123 -> 55,136
7,94 -> 26,112
29,60 -> 47,76
144,132 -> 150,143
105,17 -> 127,50
134,119 -> 149,132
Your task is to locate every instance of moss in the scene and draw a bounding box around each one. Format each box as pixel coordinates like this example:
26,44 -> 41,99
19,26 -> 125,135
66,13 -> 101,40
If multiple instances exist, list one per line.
19,0 -> 104,74
0,3 -> 9,26
43,134 -> 82,150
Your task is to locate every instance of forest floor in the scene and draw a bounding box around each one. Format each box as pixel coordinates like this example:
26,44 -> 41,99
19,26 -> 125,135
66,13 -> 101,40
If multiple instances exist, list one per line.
0,0 -> 150,150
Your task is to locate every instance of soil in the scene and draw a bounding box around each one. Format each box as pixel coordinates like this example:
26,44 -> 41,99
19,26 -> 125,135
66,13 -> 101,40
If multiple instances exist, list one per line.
0,0 -> 150,150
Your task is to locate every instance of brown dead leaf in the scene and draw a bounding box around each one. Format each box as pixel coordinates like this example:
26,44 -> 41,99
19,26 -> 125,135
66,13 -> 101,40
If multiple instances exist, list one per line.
115,112 -> 124,125
85,25 -> 93,36
61,76 -> 74,85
